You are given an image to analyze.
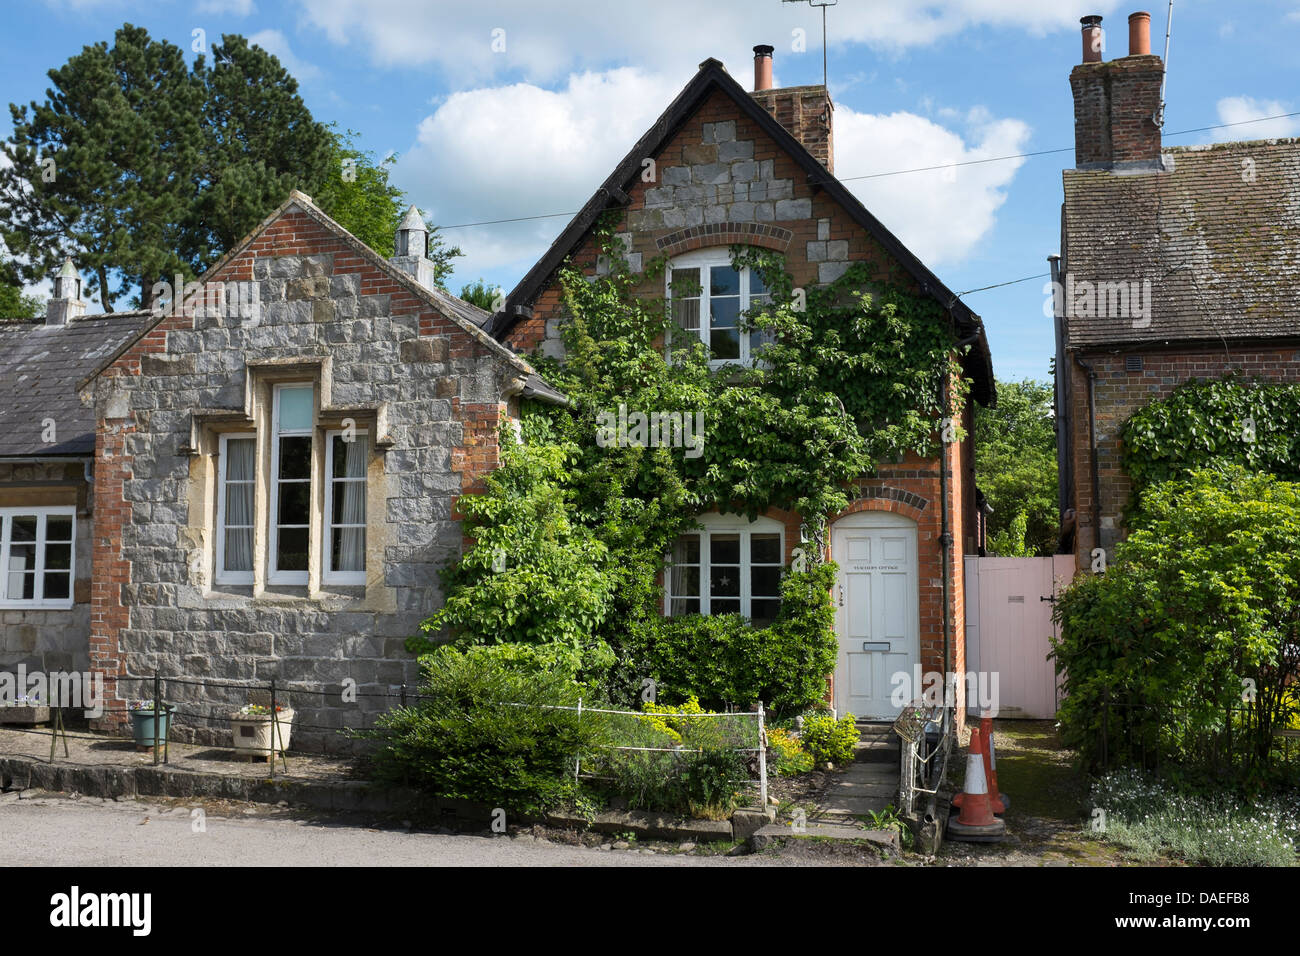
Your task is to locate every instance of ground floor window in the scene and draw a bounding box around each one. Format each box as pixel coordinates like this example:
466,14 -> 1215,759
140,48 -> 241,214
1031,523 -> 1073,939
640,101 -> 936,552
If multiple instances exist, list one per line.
0,507 -> 75,608
665,515 -> 783,626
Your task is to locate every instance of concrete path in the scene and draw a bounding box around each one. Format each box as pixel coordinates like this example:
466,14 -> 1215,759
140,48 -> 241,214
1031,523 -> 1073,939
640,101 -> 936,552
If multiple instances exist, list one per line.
815,723 -> 899,823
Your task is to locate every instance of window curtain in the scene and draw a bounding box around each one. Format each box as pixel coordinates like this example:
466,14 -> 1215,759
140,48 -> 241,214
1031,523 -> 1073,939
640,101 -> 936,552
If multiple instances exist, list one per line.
336,438 -> 366,572
225,439 -> 255,572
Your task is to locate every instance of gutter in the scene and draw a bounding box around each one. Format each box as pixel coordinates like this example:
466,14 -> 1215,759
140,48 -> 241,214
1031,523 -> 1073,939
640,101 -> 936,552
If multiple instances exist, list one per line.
0,455 -> 93,483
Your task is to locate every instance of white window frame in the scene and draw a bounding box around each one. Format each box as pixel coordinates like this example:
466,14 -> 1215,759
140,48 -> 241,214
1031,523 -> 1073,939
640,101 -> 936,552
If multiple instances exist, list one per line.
215,433 -> 256,586
666,249 -> 772,369
269,383 -> 314,586
0,507 -> 76,609
323,428 -> 368,586
664,514 -> 784,621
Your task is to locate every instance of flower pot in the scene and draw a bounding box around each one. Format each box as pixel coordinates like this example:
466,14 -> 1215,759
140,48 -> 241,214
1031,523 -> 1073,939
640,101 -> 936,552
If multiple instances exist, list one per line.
129,707 -> 174,747
230,708 -> 294,758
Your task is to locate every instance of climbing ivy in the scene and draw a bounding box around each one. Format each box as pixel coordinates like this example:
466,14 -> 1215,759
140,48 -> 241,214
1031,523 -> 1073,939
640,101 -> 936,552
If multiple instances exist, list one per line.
416,218 -> 972,704
1121,375 -> 1300,499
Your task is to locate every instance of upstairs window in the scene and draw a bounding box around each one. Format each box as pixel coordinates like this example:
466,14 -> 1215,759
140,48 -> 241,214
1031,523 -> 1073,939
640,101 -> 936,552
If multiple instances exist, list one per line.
667,251 -> 772,367
665,515 -> 784,627
0,508 -> 75,608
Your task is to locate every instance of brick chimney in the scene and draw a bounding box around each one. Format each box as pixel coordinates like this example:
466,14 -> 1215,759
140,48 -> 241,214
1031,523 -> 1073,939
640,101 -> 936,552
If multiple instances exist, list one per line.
1069,12 -> 1166,170
749,44 -> 834,173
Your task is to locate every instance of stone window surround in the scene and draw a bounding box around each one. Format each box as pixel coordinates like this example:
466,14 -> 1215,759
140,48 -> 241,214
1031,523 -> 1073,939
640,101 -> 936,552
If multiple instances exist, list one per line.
666,247 -> 773,368
187,358 -> 388,601
0,505 -> 76,610
663,513 -> 784,622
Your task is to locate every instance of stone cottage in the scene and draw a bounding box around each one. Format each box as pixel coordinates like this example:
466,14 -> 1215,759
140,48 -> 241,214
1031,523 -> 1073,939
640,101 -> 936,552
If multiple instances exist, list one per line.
61,193 -> 563,749
1052,12 -> 1300,568
487,48 -> 996,721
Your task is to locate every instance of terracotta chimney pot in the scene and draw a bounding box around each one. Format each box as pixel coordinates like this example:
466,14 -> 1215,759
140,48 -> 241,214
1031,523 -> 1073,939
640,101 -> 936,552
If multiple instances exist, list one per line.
753,44 -> 774,91
1081,15 -> 1104,63
1128,11 -> 1151,56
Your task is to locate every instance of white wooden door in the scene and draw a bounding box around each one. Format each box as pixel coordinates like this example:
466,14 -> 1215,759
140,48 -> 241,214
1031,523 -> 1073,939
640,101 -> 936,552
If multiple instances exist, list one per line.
831,513 -> 919,719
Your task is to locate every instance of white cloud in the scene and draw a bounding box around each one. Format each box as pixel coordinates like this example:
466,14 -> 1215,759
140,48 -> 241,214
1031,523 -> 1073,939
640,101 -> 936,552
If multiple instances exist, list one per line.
247,29 -> 320,82
197,0 -> 256,13
1211,96 -> 1300,142
296,0 -> 1126,84
395,69 -> 1030,287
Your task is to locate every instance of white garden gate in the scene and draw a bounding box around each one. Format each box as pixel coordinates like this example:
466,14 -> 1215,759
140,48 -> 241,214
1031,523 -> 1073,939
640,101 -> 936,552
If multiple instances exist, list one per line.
964,555 -> 1076,719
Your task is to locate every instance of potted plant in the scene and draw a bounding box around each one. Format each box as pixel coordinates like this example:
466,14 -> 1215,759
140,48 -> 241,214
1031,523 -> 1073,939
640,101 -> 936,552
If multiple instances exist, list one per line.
128,699 -> 175,748
229,702 -> 294,759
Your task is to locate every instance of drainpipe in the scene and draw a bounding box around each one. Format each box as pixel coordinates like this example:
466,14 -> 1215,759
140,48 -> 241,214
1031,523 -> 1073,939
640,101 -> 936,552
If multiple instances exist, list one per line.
1075,356 -> 1102,559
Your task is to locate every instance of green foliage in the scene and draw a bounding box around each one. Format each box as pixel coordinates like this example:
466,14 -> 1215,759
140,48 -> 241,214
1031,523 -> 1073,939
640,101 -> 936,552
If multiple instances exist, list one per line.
976,378 -> 1058,556
624,563 -> 840,717
766,726 -> 814,777
1122,375 -> 1300,499
0,257 -> 42,320
360,644 -> 603,815
801,712 -> 860,765
459,278 -> 503,312
1052,467 -> 1300,789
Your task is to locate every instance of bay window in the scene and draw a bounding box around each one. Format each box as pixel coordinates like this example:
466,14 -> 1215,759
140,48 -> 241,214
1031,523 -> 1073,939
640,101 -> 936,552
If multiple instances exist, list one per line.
0,508 -> 75,608
665,515 -> 784,626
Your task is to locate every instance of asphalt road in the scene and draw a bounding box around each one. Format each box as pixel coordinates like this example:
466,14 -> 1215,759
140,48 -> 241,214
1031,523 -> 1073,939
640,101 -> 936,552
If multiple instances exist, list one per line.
0,792 -> 786,867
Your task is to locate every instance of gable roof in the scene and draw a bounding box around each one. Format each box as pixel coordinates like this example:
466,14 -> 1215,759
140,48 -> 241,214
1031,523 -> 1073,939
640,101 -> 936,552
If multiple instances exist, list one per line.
1061,138 -> 1300,348
484,57 -> 994,406
82,191 -> 563,401
0,313 -> 155,457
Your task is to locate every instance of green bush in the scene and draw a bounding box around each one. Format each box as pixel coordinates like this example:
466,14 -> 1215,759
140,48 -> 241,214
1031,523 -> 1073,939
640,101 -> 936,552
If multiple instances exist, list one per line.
1052,467 -> 1300,789
767,726 -> 814,776
360,644 -> 606,815
802,712 -> 859,765
624,563 -> 839,717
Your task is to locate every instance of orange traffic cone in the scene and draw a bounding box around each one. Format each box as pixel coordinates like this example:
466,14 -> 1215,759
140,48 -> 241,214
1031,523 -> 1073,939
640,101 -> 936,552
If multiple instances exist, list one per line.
947,726 -> 1006,841
981,713 -> 1009,815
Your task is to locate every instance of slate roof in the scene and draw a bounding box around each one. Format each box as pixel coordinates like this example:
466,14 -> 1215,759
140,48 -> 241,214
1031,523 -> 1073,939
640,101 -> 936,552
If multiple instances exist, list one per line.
484,57 -> 995,407
1061,138 -> 1300,348
0,312 -> 154,457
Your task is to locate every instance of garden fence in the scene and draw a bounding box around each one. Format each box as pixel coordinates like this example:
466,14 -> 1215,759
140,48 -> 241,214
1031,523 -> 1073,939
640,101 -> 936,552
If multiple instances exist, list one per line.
0,672 -> 768,807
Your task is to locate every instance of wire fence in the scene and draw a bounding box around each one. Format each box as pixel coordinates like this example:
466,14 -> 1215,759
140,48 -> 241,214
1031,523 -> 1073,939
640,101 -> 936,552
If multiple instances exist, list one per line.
1,672 -> 769,805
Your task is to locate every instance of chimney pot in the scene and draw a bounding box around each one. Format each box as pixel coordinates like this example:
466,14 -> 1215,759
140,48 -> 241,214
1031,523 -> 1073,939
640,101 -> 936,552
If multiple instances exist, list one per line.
1128,11 -> 1151,56
753,44 -> 774,91
1081,15 -> 1104,63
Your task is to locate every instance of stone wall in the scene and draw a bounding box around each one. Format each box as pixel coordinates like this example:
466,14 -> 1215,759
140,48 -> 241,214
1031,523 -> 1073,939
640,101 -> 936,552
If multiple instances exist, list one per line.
0,460 -> 92,675
89,201 -> 528,752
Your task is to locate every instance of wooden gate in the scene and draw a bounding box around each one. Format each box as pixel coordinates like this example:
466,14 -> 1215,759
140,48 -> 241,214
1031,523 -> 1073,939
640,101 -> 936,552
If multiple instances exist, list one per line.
964,555 -> 1076,719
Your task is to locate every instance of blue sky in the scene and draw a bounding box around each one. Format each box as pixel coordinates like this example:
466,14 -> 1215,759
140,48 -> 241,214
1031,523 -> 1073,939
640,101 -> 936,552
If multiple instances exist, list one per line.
4,0 -> 1299,384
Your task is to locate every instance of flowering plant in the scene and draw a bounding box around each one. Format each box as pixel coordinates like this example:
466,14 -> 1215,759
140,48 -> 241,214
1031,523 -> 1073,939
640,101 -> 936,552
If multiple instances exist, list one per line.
129,699 -> 171,712
234,703 -> 285,717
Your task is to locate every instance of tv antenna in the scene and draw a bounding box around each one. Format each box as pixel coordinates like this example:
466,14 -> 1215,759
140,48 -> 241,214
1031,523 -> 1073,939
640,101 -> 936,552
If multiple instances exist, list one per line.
1155,0 -> 1174,128
783,0 -> 837,88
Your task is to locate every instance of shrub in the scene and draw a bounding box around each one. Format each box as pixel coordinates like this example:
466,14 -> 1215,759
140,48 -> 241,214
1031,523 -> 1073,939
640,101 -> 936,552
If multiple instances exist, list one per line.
767,726 -> 814,777
1052,467 -> 1300,789
360,644 -> 606,815
624,563 -> 839,717
802,712 -> 859,765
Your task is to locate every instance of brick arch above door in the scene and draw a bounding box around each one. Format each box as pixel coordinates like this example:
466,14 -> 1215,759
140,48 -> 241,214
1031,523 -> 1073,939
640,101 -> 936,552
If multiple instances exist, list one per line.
832,487 -> 930,526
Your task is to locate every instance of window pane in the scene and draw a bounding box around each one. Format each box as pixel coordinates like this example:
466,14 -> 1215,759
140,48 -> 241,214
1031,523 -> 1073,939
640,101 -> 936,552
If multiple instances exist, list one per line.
226,437 -> 255,481
43,572 -> 70,600
710,565 -> 740,598
673,297 -> 701,334
8,541 -> 35,573
672,535 -> 700,565
279,386 -> 314,431
749,269 -> 769,297
279,436 -> 312,479
12,516 -> 36,543
332,527 -> 365,573
671,565 -> 700,599
751,566 -> 782,597
225,480 -> 253,527
710,327 -> 739,360
278,482 -> 311,525
8,571 -> 34,600
277,527 -> 309,571
750,599 -> 781,627
332,435 -> 366,478
46,516 -> 73,542
44,543 -> 71,571
224,528 -> 253,573
751,534 -> 782,564
711,598 -> 740,615
710,265 -> 740,296
670,597 -> 700,616
331,482 -> 366,525
710,296 -> 739,330
710,534 -> 740,565
670,267 -> 701,298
